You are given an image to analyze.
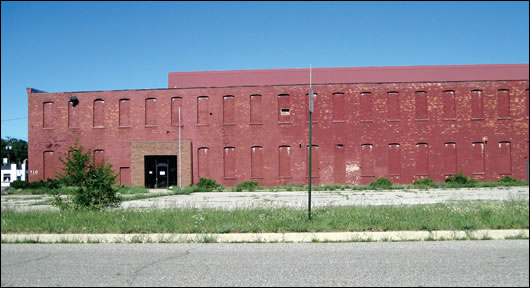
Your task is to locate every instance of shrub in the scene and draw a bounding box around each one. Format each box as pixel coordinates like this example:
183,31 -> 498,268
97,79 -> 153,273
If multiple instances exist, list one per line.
234,181 -> 259,192
54,142 -> 121,210
196,178 -> 223,192
445,173 -> 477,186
10,180 -> 29,189
369,177 -> 393,189
497,176 -> 525,184
413,177 -> 435,187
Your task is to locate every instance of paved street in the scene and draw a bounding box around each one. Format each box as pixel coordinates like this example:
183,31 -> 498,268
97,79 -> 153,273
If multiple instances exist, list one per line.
2,240 -> 529,287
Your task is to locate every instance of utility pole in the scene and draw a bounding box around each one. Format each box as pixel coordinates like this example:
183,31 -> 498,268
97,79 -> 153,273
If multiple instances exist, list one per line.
308,65 -> 314,221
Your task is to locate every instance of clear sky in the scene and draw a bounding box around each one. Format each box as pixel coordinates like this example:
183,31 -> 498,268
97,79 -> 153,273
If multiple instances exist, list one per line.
1,1 -> 529,141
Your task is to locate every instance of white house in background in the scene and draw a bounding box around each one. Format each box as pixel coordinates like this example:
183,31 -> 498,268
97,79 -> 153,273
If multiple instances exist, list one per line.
1,158 -> 27,188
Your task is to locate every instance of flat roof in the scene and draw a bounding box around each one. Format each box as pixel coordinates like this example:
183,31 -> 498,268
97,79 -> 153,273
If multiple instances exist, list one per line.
168,64 -> 529,88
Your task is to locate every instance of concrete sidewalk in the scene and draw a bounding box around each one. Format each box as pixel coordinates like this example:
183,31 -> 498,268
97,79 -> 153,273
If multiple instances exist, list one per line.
2,229 -> 528,244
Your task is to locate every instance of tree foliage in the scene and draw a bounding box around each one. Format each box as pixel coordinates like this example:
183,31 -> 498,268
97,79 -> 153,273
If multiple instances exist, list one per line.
1,137 -> 27,164
54,142 -> 121,210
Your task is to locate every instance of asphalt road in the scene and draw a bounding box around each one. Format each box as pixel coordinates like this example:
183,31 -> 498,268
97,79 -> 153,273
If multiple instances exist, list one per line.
2,240 -> 528,287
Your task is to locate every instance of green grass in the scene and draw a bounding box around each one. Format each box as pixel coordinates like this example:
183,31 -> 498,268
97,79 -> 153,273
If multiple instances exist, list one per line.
2,200 -> 527,234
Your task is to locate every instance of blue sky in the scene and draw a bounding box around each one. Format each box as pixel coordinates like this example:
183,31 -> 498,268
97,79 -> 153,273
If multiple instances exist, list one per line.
1,1 -> 529,141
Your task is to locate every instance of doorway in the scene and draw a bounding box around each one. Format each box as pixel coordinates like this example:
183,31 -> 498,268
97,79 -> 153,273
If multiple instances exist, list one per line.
144,155 -> 177,188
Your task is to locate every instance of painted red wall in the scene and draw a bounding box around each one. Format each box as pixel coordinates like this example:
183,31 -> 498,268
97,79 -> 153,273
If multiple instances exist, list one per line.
27,65 -> 529,186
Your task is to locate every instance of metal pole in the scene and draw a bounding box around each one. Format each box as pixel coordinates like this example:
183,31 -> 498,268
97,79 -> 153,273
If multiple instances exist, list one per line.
179,107 -> 182,188
308,65 -> 312,221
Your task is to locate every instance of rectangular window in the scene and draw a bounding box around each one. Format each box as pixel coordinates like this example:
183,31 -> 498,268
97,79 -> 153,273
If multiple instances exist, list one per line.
416,143 -> 429,176
360,92 -> 373,122
43,102 -> 54,129
361,144 -> 374,176
223,95 -> 235,124
306,145 -> 319,178
332,93 -> 345,122
93,99 -> 105,127
171,97 -> 183,127
251,146 -> 264,178
387,92 -> 400,121
443,90 -> 456,120
250,94 -> 262,124
415,91 -> 428,120
119,99 -> 130,127
334,144 -> 345,183
279,146 -> 291,177
198,148 -> 209,179
145,98 -> 157,126
444,142 -> 457,175
497,89 -> 510,119
278,94 -> 291,123
43,151 -> 54,180
388,143 -> 400,176
119,167 -> 130,185
472,142 -> 485,174
197,96 -> 209,125
68,100 -> 79,128
93,150 -> 105,167
471,90 -> 484,120
224,147 -> 236,179
497,142 -> 511,175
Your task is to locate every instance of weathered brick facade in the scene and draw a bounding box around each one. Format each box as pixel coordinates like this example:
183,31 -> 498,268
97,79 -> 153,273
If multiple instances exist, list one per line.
27,65 -> 529,186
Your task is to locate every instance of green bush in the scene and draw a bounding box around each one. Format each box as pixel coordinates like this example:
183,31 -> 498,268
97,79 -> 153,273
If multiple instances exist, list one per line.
196,178 -> 223,192
234,181 -> 259,192
497,176 -> 525,184
53,142 -> 121,210
445,173 -> 477,186
369,177 -> 393,189
413,177 -> 436,187
10,180 -> 29,189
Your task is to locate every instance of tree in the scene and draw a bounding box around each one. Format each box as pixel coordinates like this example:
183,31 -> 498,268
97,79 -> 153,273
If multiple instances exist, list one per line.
0,137 -> 28,164
54,142 -> 121,210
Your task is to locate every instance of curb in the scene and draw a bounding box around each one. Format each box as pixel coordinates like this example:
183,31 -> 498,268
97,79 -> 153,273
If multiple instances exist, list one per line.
2,229 -> 528,243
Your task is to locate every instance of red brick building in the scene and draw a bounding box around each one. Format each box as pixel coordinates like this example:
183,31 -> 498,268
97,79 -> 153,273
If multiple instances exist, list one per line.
27,64 -> 529,187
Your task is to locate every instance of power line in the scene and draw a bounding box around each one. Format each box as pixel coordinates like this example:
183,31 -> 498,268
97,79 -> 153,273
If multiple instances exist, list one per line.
1,117 -> 28,122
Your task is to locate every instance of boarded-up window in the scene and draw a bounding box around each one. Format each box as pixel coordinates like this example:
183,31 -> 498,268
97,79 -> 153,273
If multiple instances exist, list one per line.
145,98 -> 157,126
415,91 -> 428,120
68,100 -> 79,128
416,143 -> 429,176
361,144 -> 374,176
120,167 -> 130,185
471,90 -> 484,120
223,95 -> 235,124
443,90 -> 456,119
387,92 -> 400,121
497,89 -> 510,119
43,102 -> 54,129
119,99 -> 130,127
526,89 -> 529,118
251,146 -> 263,178
197,96 -> 209,125
497,142 -> 511,175
93,150 -> 105,167
360,92 -> 373,122
279,146 -> 291,177
43,151 -> 55,179
332,93 -> 345,122
388,143 -> 400,176
224,147 -> 236,179
171,97 -> 183,126
305,92 -> 319,122
444,142 -> 457,175
472,142 -> 485,174
93,99 -> 105,127
198,148 -> 209,179
334,144 -> 345,183
250,94 -> 262,124
278,94 -> 291,123
306,145 -> 320,178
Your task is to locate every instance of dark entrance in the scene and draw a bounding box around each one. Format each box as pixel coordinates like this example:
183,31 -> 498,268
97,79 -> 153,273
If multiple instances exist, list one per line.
144,155 -> 177,188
